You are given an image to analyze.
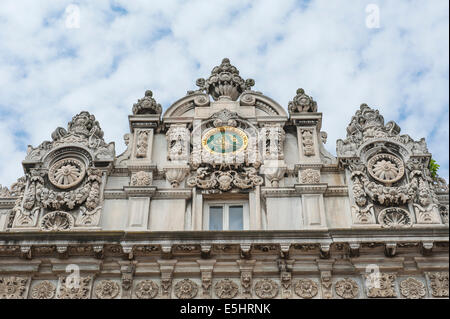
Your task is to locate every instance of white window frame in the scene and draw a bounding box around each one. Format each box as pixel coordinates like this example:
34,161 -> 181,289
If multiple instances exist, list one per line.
203,200 -> 249,231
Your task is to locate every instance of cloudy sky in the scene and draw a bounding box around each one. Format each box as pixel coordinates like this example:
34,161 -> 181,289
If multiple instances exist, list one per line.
0,0 -> 448,187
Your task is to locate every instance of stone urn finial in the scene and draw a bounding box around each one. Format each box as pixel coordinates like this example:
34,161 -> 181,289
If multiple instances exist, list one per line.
132,90 -> 162,115
195,58 -> 255,101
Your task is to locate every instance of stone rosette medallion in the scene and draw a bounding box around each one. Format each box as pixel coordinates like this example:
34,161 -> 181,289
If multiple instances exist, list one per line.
174,279 -> 198,299
48,158 -> 86,189
94,280 -> 120,299
335,278 -> 359,299
31,281 -> 56,299
294,279 -> 318,298
214,279 -> 239,299
367,153 -> 404,185
135,280 -> 159,299
254,279 -> 279,299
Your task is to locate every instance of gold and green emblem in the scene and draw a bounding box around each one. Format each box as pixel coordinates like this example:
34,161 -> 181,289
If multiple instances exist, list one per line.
202,126 -> 248,154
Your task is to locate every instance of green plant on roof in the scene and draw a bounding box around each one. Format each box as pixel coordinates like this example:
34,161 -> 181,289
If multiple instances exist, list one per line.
429,158 -> 440,179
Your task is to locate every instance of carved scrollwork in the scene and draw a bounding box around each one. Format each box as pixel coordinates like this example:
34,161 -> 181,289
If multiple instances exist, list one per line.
214,279 -> 239,299
254,279 -> 279,299
427,272 -> 449,297
187,166 -> 263,192
130,171 -> 152,186
57,276 -> 92,299
0,276 -> 28,299
365,273 -> 397,298
400,278 -> 426,299
300,169 -> 320,184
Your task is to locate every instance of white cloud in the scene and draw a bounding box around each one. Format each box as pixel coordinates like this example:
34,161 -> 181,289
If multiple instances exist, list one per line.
0,0 -> 448,187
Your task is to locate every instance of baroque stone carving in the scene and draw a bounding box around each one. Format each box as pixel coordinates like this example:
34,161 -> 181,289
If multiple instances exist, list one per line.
132,90 -> 162,115
367,153 -> 405,185
30,281 -> 56,299
365,273 -> 397,298
335,278 -> 359,299
40,211 -> 75,231
337,104 -> 428,157
174,279 -> 198,299
294,279 -> 318,299
288,88 -> 318,113
400,278 -> 426,299
136,130 -> 149,158
254,279 -> 279,299
240,271 -> 252,299
300,169 -> 320,184
27,111 -> 115,162
301,129 -> 315,156
214,279 -> 239,299
427,272 -> 449,297
195,58 -> 255,101
130,171 -> 152,186
164,166 -> 189,188
57,276 -> 92,299
0,276 -> 28,299
261,125 -> 285,160
378,207 -> 412,228
94,280 -> 120,299
321,271 -> 333,299
48,158 -> 86,189
166,125 -> 190,162
187,166 -> 263,192
135,280 -> 159,299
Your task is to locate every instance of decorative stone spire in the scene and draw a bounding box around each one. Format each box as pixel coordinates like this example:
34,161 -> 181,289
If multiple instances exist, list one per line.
132,90 -> 162,115
288,88 -> 318,113
195,58 -> 255,101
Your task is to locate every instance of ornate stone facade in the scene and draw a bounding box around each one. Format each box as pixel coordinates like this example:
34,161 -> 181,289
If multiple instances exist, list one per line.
0,58 -> 448,299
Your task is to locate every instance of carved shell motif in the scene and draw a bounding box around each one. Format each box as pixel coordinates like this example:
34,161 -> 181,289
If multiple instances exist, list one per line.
40,211 -> 75,231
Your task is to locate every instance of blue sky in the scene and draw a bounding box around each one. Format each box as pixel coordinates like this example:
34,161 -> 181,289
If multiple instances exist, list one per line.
0,0 -> 448,187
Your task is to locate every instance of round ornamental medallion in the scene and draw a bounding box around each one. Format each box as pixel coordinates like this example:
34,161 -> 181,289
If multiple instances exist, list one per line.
202,126 -> 248,154
40,211 -> 75,231
367,153 -> 404,184
48,158 -> 86,189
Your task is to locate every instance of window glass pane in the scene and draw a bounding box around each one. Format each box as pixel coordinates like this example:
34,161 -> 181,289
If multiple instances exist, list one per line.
229,205 -> 243,230
209,206 -> 223,230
